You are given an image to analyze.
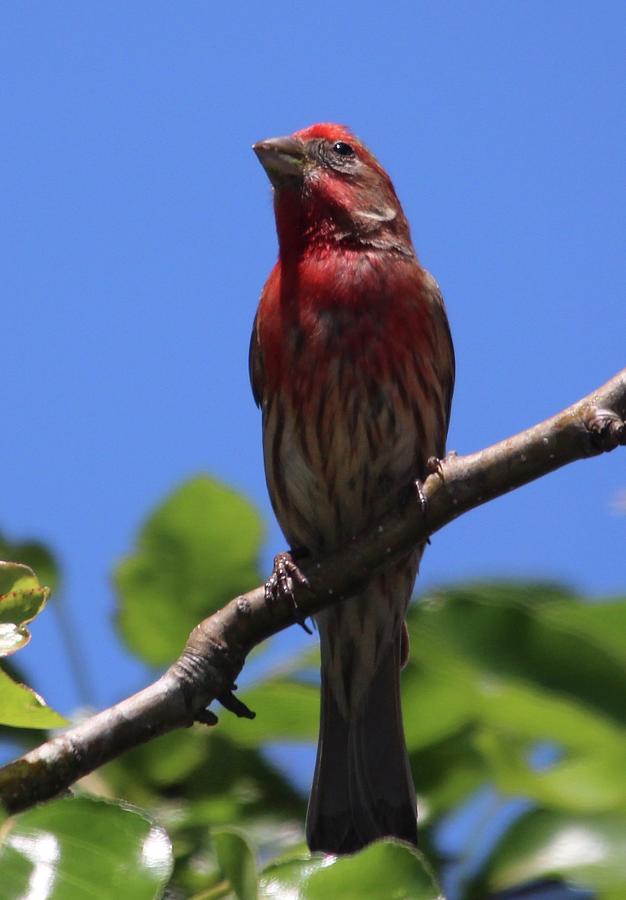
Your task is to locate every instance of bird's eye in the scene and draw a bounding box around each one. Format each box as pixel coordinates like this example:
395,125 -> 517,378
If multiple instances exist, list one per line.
332,141 -> 355,157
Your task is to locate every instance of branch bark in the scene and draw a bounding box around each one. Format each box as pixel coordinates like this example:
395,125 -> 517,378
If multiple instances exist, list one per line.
1,369 -> 624,815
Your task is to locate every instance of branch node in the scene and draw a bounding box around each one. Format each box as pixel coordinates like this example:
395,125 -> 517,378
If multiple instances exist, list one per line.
586,409 -> 626,452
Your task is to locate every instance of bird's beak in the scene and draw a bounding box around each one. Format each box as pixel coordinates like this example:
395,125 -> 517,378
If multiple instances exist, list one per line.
253,135 -> 306,187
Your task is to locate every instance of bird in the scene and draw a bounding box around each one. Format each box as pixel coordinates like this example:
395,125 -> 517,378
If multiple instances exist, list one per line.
249,123 -> 455,854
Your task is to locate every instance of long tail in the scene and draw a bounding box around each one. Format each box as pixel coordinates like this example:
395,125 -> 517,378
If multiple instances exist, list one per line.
305,629 -> 417,854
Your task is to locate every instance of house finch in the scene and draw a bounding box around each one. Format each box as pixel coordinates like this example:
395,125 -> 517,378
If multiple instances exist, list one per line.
250,124 -> 454,854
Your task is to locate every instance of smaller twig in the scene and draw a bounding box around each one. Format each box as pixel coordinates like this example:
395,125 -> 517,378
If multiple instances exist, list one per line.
216,690 -> 256,720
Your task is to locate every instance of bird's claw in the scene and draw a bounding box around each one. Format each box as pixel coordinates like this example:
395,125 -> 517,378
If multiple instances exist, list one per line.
265,551 -> 313,634
426,455 -> 446,479
587,411 -> 625,452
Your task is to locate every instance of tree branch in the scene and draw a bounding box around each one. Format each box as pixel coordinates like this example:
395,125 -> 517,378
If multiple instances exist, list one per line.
1,369 -> 624,814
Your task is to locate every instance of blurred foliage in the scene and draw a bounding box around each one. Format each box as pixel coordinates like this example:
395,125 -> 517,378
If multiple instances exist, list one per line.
0,475 -> 625,898
115,477 -> 264,665
473,809 -> 626,900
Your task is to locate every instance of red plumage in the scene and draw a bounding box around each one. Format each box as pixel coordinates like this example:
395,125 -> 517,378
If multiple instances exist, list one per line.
250,124 -> 454,853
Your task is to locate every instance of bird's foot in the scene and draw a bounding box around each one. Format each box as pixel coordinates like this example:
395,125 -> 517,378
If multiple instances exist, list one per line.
265,549 -> 313,634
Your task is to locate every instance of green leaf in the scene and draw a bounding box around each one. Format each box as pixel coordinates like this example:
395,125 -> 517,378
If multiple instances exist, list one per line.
0,666 -> 65,728
259,854 -> 325,898
114,476 -> 264,665
259,840 -> 443,899
212,827 -> 257,900
0,796 -> 173,899
0,536 -> 60,596
0,561 -> 50,657
477,808 -> 626,898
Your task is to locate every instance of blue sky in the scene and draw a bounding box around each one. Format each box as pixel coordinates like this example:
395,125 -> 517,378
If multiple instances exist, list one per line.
1,3 -> 624,730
